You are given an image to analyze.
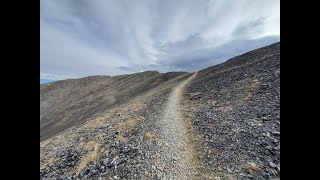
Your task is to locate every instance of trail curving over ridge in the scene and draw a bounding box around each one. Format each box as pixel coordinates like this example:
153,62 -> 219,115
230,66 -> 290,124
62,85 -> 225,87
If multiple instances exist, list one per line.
157,72 -> 200,179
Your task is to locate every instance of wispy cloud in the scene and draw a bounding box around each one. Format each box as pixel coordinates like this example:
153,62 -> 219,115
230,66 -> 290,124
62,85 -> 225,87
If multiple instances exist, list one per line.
40,0 -> 280,81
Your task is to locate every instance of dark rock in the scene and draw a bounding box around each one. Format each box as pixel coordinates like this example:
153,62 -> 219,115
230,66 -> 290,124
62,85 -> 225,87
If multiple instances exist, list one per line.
189,92 -> 203,100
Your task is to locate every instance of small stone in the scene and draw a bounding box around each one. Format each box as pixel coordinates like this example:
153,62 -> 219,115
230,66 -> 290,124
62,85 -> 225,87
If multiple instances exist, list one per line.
271,131 -> 280,136
265,132 -> 271,137
248,151 -> 256,156
100,166 -> 105,172
245,174 -> 254,178
269,162 -> 277,168
111,156 -> 119,165
265,150 -> 271,155
103,159 -> 109,165
114,159 -> 123,166
263,172 -> 270,177
158,166 -> 164,172
226,174 -> 234,180
189,92 -> 203,100
265,145 -> 273,150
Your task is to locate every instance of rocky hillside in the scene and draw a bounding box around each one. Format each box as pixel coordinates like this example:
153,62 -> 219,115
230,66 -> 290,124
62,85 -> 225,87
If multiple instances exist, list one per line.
186,42 -> 280,179
40,42 -> 280,179
40,71 -> 188,141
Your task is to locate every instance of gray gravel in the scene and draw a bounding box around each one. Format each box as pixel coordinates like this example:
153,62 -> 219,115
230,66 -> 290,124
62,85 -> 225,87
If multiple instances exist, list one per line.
155,73 -> 199,179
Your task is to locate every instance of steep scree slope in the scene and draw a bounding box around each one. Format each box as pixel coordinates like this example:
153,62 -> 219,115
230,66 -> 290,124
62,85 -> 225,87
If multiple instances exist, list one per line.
186,42 -> 280,179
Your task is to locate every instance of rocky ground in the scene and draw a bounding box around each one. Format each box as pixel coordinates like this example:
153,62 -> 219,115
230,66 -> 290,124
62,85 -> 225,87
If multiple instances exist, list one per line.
40,71 -> 187,141
40,42 -> 280,179
186,42 -> 280,179
40,73 -> 195,179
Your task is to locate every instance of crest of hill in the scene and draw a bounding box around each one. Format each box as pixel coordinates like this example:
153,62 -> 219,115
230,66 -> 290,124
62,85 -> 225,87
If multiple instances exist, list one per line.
40,71 -> 187,141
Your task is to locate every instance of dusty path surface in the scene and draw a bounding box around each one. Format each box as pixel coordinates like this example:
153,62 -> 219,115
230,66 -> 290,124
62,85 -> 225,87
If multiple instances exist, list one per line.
156,72 -> 200,179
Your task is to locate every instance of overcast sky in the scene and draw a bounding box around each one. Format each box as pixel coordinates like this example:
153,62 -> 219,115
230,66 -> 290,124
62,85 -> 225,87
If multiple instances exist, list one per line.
40,0 -> 279,83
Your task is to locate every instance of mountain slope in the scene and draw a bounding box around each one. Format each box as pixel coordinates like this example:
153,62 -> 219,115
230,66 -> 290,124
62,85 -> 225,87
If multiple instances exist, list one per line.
40,42 -> 280,179
40,71 -> 188,141
185,42 -> 280,179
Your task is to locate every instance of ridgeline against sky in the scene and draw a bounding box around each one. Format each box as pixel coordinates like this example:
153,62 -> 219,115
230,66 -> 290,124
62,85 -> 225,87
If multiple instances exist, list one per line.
40,0 -> 279,83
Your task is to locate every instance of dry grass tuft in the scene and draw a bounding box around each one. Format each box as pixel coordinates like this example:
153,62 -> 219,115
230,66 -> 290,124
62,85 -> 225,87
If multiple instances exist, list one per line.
144,132 -> 156,140
118,116 -> 144,132
118,119 -> 138,131
116,134 -> 128,142
70,140 -> 102,175
243,162 -> 261,174
244,79 -> 260,100
82,116 -> 109,129
40,157 -> 55,170
210,176 -> 221,180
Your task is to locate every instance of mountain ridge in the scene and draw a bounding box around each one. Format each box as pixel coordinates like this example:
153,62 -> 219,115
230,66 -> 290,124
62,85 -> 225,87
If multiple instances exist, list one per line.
40,42 -> 280,179
40,70 -> 190,141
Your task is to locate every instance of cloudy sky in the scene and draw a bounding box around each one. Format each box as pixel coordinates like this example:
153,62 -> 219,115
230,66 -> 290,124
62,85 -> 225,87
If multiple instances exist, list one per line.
40,0 -> 279,83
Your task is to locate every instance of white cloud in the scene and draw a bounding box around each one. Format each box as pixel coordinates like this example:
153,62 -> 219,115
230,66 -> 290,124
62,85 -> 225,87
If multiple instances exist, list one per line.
40,0 -> 280,81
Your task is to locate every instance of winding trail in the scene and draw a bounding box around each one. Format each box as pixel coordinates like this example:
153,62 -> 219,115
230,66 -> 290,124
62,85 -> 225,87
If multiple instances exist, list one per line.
157,72 -> 199,179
